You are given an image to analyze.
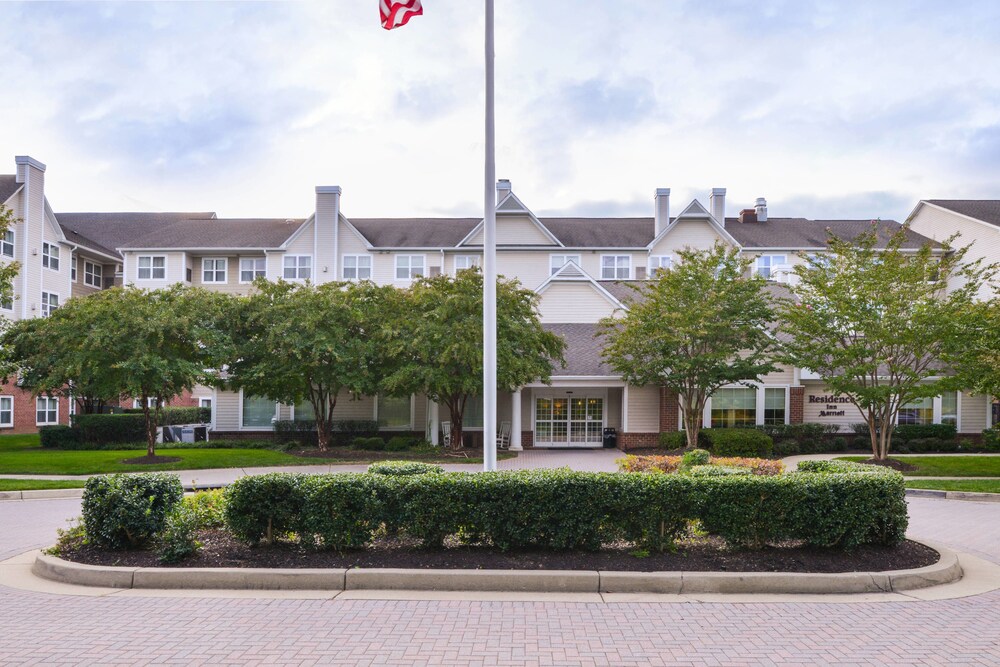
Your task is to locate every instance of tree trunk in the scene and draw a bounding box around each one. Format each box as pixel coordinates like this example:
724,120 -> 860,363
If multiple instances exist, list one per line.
447,395 -> 465,452
680,394 -> 705,450
141,397 -> 156,457
313,392 -> 337,453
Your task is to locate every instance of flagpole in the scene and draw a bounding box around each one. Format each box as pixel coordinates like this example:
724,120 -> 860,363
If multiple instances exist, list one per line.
483,0 -> 497,472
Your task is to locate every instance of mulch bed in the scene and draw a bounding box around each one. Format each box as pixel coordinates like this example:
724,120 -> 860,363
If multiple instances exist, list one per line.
62,530 -> 939,573
119,455 -> 183,465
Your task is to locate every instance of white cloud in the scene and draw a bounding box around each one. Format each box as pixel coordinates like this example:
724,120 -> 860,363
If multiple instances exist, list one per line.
0,0 -> 998,223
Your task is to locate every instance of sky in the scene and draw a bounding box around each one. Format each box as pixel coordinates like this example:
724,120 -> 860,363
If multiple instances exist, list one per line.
1,1 -> 999,223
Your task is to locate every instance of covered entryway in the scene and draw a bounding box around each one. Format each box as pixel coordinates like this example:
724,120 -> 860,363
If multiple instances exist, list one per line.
534,393 -> 605,447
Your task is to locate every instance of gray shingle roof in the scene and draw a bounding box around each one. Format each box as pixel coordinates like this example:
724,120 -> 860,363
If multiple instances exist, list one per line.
0,175 -> 21,205
55,212 -> 216,259
726,218 -> 935,249
925,200 -> 1000,228
541,218 -> 654,247
350,218 -> 479,247
543,323 -> 614,376
120,218 -> 307,250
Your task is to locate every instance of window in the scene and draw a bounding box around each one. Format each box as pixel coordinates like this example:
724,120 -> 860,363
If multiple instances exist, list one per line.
133,397 -> 159,409
710,387 -> 757,428
294,401 -> 315,422
0,295 -> 12,311
550,254 -> 581,275
395,255 -> 425,280
463,397 -> 484,429
40,291 -> 58,317
36,396 -> 58,425
42,242 -> 59,271
649,256 -> 672,275
454,255 -> 480,273
242,394 -> 276,428
198,397 -> 213,423
138,255 -> 166,280
239,258 -> 266,283
0,396 -> 12,427
283,255 -> 312,280
755,254 -> 787,280
84,261 -> 103,288
898,396 -> 933,425
202,258 -> 227,283
342,255 -> 372,280
763,388 -> 787,425
940,392 -> 958,426
601,255 -> 631,280
71,254 -> 77,282
1,230 -> 13,258
377,395 -> 411,429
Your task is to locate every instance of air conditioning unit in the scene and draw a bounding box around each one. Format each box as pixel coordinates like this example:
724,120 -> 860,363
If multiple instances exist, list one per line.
161,424 -> 209,443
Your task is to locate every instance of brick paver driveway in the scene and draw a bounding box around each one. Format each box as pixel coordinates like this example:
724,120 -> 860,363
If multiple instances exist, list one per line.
0,495 -> 998,665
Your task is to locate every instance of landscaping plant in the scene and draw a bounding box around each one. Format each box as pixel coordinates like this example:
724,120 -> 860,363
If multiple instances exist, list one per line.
81,473 -> 184,549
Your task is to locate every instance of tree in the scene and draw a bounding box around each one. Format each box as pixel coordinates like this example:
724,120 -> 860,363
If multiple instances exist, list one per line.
225,279 -> 398,451
600,243 -> 778,449
777,223 -> 995,461
0,286 -> 228,457
384,268 -> 565,450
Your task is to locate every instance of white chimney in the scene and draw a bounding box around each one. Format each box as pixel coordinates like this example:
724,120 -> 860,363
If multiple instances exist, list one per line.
654,187 -> 670,237
497,179 -> 512,198
710,187 -> 726,226
755,197 -> 768,222
315,185 -> 342,284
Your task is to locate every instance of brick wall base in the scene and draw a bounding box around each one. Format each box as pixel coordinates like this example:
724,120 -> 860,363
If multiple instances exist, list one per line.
659,387 -> 679,432
519,431 -> 534,448
618,432 -> 658,451
790,386 -> 805,424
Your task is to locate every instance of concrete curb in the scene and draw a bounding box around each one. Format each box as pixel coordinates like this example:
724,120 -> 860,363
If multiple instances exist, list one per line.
906,489 -> 1000,503
32,541 -> 963,595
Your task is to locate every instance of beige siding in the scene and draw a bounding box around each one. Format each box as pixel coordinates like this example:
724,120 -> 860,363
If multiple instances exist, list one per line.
960,392 -> 988,434
214,390 -> 241,431
498,250 -> 551,291
607,387 -> 623,430
649,218 -> 728,256
124,251 -> 186,287
760,366 -> 795,385
627,384 -> 660,432
537,282 -> 620,323
190,255 -> 263,296
909,204 -> 1000,302
466,214 -> 556,246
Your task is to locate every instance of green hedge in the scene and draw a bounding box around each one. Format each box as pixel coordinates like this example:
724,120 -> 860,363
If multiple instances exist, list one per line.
984,427 -> 1000,453
39,425 -> 81,449
121,406 -> 211,425
72,414 -> 148,445
352,436 -> 386,451
222,467 -> 906,552
367,461 -> 443,476
82,473 -> 184,549
703,428 -> 773,458
894,423 -> 957,442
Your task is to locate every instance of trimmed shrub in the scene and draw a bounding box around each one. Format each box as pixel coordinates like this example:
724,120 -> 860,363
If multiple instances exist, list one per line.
680,448 -> 711,469
772,439 -> 800,457
703,428 -> 773,458
39,425 -> 81,449
981,428 -> 1000,453
827,436 -> 848,452
687,465 -> 751,477
617,454 -> 681,473
386,435 -> 419,452
274,419 -> 319,446
182,489 -> 227,529
298,474 -> 391,549
223,473 -> 307,545
72,413 -> 147,445
658,430 -> 708,450
352,436 -> 386,451
368,461 -> 444,476
894,423 -> 957,443
905,437 -> 959,453
332,419 -> 380,445
156,505 -> 202,564
82,473 -> 184,549
796,459 -> 875,474
121,406 -> 211,424
619,455 -> 782,476
711,456 -> 784,475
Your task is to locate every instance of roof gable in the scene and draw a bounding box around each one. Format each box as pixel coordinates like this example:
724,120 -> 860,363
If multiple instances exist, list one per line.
459,191 -> 562,247
912,200 -> 1000,231
647,199 -> 742,249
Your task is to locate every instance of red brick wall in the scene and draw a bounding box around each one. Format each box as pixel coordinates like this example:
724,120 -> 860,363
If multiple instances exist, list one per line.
618,432 -> 658,450
790,386 -> 805,424
0,382 -> 72,435
659,387 -> 679,432
520,431 -> 534,448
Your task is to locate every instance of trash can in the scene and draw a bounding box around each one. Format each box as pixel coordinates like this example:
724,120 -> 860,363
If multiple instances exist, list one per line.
602,427 -> 617,449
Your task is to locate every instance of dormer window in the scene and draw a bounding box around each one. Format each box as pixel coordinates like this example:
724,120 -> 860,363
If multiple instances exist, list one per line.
550,254 -> 581,275
756,254 -> 787,280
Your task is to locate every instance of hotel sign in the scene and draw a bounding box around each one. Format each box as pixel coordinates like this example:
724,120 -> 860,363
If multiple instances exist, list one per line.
808,394 -> 849,418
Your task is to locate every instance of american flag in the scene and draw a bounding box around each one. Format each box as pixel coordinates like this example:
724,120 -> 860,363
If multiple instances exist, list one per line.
380,0 -> 423,30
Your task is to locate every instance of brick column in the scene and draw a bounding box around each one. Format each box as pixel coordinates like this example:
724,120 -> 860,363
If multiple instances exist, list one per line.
659,387 -> 679,432
790,386 -> 805,424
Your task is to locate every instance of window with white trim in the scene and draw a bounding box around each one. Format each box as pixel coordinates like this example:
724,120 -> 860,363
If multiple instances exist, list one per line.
133,397 -> 159,409
41,291 -> 59,317
202,258 -> 227,283
940,391 -> 958,426
898,396 -> 933,425
395,255 -> 425,280
36,396 -> 58,425
601,255 -> 631,280
0,294 -> 12,311
342,255 -> 372,280
283,255 -> 312,280
710,387 -> 757,428
240,258 -> 266,283
84,261 -> 103,288
377,395 -> 412,429
763,388 -> 787,425
454,255 -> 480,273
137,255 -> 166,280
198,397 -> 213,423
1,230 -> 13,258
549,254 -> 581,275
649,255 -> 672,275
71,253 -> 77,282
42,242 -> 59,271
242,394 -> 276,428
0,396 -> 12,427
756,254 -> 787,280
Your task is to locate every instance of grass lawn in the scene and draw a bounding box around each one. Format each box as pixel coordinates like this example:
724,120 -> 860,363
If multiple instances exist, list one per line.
906,479 -> 1000,494
837,455 -> 1000,477
0,479 -> 87,491
0,434 -> 512,475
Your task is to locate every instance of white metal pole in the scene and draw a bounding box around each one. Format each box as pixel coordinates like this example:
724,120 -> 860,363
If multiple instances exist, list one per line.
483,0 -> 497,472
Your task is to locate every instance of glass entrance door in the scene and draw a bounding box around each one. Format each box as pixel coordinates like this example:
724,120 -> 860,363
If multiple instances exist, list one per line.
535,396 -> 604,446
